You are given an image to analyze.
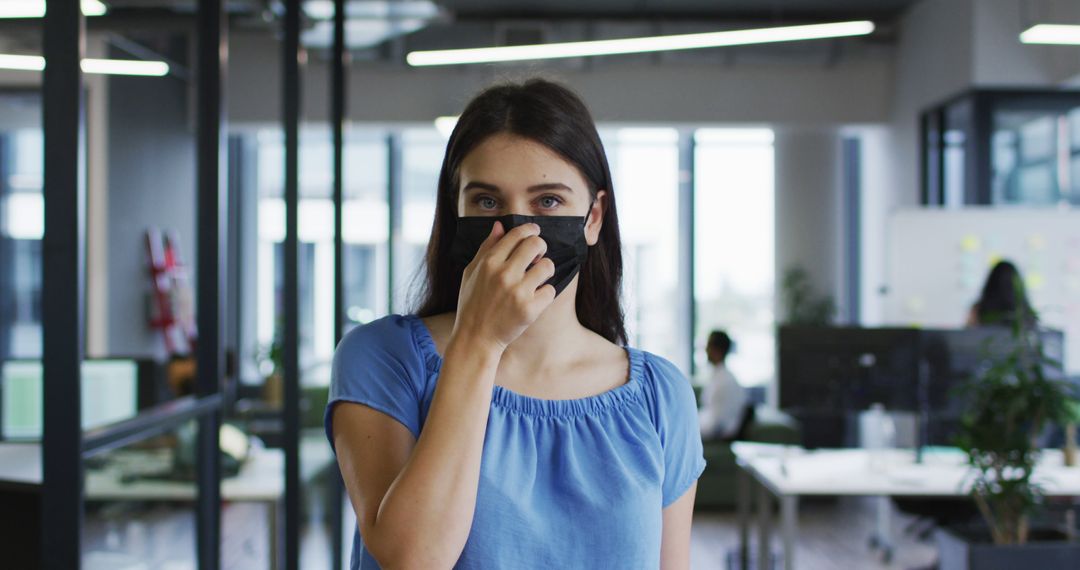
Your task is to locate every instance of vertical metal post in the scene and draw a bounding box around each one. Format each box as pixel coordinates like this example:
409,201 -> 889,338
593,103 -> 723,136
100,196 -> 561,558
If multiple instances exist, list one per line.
330,0 -> 347,567
386,134 -> 402,313
283,0 -> 302,568
196,0 -> 227,568
41,1 -> 86,568
971,92 -> 993,205
842,137 -> 861,324
677,130 -> 695,377
781,494 -> 798,570
756,482 -> 772,570
919,111 -> 934,205
737,465 -> 751,570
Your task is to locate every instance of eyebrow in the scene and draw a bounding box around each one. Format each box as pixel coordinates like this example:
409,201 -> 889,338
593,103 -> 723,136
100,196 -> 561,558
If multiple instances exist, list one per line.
462,181 -> 574,194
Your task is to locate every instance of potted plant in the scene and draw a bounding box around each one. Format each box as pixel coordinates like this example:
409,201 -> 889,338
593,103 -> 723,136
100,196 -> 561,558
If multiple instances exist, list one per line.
936,302 -> 1080,569
780,265 -> 835,326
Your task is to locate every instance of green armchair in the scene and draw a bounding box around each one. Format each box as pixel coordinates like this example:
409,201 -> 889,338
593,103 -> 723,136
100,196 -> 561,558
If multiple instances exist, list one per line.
691,385 -> 801,510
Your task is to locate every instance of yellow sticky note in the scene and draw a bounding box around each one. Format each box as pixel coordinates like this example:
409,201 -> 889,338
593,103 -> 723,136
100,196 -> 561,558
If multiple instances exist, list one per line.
961,235 -> 981,252
905,296 -> 926,315
1026,273 -> 1045,290
1028,234 -> 1046,251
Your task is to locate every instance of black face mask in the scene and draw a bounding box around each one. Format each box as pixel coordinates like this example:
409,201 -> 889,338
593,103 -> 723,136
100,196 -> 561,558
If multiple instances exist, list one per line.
450,213 -> 590,297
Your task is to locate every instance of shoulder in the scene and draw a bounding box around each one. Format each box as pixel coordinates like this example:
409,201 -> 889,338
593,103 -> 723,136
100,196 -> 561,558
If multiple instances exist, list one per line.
331,314 -> 430,393
334,313 -> 418,361
638,349 -> 689,389
635,349 -> 697,424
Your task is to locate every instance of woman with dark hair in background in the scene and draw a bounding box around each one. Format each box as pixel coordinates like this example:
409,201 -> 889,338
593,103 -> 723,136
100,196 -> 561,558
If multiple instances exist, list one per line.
966,260 -> 1037,328
324,79 -> 705,569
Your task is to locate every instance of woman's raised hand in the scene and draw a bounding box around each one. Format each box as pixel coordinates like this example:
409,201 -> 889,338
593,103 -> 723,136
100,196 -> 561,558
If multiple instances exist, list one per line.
451,221 -> 557,353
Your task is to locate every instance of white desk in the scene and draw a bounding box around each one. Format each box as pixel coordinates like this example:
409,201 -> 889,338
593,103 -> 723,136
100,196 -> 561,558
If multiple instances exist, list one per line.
0,442 -> 286,566
0,442 -> 43,490
732,442 -> 1080,570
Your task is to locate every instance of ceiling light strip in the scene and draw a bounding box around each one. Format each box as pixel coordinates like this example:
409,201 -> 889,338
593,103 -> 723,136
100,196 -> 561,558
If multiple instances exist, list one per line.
0,0 -> 107,19
1020,24 -> 1080,45
0,55 -> 170,77
407,20 -> 875,67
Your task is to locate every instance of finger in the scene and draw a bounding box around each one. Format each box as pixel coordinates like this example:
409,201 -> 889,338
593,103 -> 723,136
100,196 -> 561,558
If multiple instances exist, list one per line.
522,257 -> 556,291
487,222 -> 541,263
531,283 -> 557,306
472,220 -> 505,260
506,235 -> 547,274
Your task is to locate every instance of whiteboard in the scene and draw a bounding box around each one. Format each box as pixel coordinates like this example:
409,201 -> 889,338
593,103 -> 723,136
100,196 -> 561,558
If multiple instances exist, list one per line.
886,208 -> 1080,375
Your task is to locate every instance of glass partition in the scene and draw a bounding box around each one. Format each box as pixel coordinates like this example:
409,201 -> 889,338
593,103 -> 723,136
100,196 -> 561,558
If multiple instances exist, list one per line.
922,89 -> 1080,207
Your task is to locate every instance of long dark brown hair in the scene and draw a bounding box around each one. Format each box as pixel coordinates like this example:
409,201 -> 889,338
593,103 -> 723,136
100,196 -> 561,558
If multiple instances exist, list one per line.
975,260 -> 1036,327
412,78 -> 627,345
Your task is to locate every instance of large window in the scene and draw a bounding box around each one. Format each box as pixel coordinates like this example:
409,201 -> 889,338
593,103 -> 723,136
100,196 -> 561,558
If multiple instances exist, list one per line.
693,129 -> 776,387
603,128 -> 683,367
1,129 -> 43,359
394,128 -> 442,313
250,127 -> 388,386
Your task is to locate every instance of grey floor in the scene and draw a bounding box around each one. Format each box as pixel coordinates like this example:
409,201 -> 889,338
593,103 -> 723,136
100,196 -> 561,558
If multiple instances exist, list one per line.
83,497 -> 940,569
690,498 -> 938,570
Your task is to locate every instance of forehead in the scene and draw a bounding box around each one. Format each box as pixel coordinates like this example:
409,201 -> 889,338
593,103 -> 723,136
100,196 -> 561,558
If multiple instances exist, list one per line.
458,133 -> 588,189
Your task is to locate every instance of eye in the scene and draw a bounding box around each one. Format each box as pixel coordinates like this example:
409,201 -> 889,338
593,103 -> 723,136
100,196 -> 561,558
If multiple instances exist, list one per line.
538,195 -> 563,209
474,195 -> 498,210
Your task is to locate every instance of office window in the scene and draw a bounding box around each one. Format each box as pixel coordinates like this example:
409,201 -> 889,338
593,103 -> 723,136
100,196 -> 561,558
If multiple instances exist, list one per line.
342,133 -> 389,332
925,91 -> 1080,206
1,129 -> 43,359
602,128 -> 683,368
394,128 -> 442,313
693,129 -> 775,387
250,127 -> 388,386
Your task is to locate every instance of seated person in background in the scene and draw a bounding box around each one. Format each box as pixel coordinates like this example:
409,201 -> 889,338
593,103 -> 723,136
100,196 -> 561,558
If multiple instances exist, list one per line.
966,260 -> 1037,328
698,330 -> 750,441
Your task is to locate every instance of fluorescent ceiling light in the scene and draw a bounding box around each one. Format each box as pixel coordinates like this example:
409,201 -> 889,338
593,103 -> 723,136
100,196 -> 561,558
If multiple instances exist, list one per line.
303,0 -> 440,21
0,0 -> 107,18
0,54 -> 44,71
1020,24 -> 1080,45
81,58 -> 169,76
407,20 -> 875,66
0,55 -> 169,76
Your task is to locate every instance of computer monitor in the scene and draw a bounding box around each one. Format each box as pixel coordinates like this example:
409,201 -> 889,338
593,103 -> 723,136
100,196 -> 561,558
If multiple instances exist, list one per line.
778,326 -> 922,448
0,359 -> 139,440
919,326 -> 1066,446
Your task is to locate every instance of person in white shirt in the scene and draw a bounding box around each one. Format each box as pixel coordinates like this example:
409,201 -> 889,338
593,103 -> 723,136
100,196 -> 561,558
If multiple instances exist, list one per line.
698,330 -> 750,441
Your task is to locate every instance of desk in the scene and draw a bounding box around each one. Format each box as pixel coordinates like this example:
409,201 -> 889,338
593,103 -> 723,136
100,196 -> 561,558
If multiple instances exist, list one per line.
88,445 -> 285,568
732,442 -> 1080,570
0,442 -> 42,491
0,437 -> 334,570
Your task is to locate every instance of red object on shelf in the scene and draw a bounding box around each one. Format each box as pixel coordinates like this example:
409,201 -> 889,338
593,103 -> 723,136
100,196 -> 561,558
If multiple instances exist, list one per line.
145,228 -> 197,356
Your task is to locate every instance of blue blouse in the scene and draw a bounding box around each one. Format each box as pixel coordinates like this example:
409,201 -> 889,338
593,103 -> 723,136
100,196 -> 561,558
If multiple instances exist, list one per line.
324,314 -> 706,569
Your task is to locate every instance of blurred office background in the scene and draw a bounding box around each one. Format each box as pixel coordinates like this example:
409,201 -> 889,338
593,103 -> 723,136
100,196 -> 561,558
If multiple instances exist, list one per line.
2,0 -> 1080,568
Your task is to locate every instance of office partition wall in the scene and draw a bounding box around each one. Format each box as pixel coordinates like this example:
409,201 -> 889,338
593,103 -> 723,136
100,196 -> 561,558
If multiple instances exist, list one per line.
37,1 -> 229,567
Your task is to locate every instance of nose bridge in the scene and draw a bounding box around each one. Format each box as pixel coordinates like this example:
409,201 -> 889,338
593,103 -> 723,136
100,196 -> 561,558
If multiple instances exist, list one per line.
503,191 -> 533,216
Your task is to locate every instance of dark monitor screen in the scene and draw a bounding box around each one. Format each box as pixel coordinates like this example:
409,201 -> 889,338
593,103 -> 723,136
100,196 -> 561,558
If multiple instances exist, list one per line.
920,326 -> 1066,445
778,326 -> 922,448
779,326 -> 922,412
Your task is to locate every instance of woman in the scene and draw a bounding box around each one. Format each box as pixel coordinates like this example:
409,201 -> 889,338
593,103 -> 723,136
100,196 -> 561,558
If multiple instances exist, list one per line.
966,260 -> 1037,328
325,79 -> 705,569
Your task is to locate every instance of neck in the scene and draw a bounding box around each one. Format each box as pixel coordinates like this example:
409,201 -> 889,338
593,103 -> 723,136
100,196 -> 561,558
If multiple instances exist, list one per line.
499,277 -> 587,376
